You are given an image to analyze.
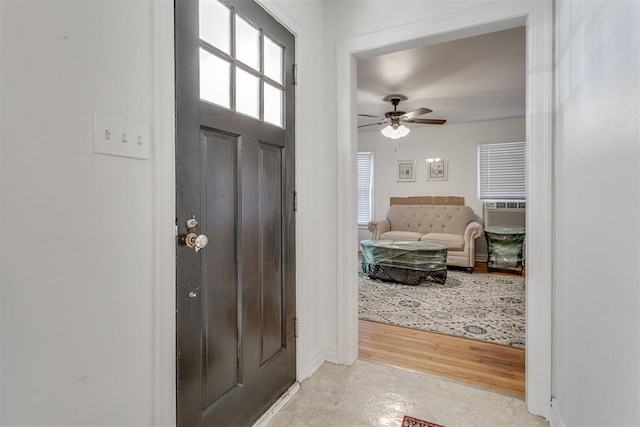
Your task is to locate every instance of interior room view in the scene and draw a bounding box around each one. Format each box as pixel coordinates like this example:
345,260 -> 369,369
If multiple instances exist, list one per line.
354,26 -> 529,399
0,0 -> 638,426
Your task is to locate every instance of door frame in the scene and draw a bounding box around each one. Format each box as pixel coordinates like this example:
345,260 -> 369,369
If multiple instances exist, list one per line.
152,0 -> 553,423
151,0 -> 177,425
334,0 -> 553,419
150,1 -> 304,425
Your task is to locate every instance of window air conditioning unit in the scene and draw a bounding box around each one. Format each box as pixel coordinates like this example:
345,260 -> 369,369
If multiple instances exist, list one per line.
483,202 -> 526,228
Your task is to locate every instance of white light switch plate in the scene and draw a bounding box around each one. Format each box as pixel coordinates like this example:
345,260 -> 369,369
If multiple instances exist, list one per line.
93,112 -> 151,160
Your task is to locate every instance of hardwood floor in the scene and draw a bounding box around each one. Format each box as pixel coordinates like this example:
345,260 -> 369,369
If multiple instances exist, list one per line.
358,261 -> 526,398
473,260 -> 526,276
359,320 -> 525,398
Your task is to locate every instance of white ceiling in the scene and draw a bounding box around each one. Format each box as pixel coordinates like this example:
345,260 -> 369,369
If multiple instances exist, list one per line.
357,27 -> 525,131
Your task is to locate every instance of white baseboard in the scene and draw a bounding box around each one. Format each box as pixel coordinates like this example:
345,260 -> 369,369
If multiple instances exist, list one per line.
253,382 -> 301,427
476,254 -> 488,263
298,344 -> 337,380
258,343 -> 338,426
323,344 -> 338,364
549,399 -> 566,427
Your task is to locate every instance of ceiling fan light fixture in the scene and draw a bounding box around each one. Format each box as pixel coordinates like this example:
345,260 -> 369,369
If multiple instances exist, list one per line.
381,124 -> 410,139
397,125 -> 410,138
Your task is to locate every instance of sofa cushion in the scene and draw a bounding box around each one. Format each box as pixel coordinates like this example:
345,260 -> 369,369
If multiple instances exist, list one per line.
380,231 -> 423,241
386,205 -> 475,236
421,233 -> 465,251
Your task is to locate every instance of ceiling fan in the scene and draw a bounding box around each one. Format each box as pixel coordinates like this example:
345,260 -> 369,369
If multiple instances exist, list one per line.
358,95 -> 446,139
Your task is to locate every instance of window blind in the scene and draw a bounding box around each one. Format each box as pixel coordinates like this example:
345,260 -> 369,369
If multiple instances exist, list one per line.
357,152 -> 373,225
478,141 -> 526,200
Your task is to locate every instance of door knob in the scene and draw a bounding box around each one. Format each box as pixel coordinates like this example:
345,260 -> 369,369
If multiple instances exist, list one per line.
184,232 -> 209,252
180,215 -> 207,252
194,234 -> 208,251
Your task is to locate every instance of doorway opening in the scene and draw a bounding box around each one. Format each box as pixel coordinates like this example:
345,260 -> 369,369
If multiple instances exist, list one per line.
336,6 -> 552,418
355,26 -> 527,396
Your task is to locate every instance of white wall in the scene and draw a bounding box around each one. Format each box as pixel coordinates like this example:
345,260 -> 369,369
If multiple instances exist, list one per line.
324,0 -> 526,364
0,0 -> 333,424
323,0 -> 499,42
358,117 -> 525,258
553,0 -> 640,425
10,0 -> 637,425
0,2 -> 3,417
329,0 -> 553,417
260,0 -> 336,378
0,1 -> 155,424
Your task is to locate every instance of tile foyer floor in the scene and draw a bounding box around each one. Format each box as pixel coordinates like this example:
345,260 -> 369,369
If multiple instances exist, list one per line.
267,360 -> 547,427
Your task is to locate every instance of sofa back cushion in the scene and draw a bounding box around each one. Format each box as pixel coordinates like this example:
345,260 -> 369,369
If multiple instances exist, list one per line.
386,205 -> 475,236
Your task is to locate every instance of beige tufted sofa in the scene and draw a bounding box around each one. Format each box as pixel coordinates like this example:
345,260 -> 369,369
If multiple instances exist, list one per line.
368,204 -> 484,271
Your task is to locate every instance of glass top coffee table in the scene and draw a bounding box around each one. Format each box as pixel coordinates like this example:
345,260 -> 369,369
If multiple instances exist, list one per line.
360,239 -> 448,285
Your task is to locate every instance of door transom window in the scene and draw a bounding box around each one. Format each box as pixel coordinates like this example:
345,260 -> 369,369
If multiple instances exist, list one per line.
198,0 -> 285,127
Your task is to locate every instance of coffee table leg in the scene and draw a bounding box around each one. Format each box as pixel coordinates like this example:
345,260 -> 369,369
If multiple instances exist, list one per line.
431,270 -> 447,284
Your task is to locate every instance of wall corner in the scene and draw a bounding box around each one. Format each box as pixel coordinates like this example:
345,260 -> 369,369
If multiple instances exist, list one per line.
549,399 -> 566,427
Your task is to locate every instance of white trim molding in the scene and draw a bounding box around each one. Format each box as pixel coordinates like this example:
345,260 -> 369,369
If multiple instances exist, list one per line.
299,344 -> 338,381
336,47 -> 360,365
256,0 -> 322,383
550,399 -> 566,427
335,0 -> 553,419
523,0 -> 554,418
152,0 -> 177,425
252,382 -> 301,427
154,0 -> 324,424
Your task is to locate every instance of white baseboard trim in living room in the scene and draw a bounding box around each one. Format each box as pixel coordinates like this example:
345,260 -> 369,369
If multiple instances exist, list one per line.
549,399 -> 566,427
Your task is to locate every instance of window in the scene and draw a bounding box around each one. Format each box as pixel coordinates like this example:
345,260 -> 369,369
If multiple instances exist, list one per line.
198,0 -> 285,127
478,141 -> 526,200
357,152 -> 374,225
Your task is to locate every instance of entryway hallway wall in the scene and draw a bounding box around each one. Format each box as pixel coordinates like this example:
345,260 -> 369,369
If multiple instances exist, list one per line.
1,1 -> 638,426
552,0 -> 639,425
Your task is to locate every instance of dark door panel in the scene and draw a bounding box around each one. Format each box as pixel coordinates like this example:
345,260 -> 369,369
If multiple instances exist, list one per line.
175,0 -> 296,425
201,129 -> 239,407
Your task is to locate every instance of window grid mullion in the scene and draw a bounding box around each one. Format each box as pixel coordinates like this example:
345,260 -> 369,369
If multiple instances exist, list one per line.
259,29 -> 265,122
199,0 -> 285,128
229,6 -> 237,112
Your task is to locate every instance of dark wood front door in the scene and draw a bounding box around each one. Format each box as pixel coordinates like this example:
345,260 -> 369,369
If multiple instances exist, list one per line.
175,0 -> 296,425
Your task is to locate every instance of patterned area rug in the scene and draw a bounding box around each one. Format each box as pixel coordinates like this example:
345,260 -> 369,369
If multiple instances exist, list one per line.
359,268 -> 525,348
401,415 -> 445,427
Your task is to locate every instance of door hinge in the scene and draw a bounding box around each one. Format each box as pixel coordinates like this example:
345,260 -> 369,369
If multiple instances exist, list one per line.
293,190 -> 298,212
294,317 -> 299,338
292,64 -> 298,86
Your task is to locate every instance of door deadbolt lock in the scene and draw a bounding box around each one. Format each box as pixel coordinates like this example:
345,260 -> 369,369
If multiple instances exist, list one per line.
184,232 -> 208,252
186,218 -> 198,230
180,216 -> 208,252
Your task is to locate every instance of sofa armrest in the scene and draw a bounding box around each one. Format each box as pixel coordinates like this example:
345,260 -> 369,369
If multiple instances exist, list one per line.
368,219 -> 391,239
464,221 -> 484,245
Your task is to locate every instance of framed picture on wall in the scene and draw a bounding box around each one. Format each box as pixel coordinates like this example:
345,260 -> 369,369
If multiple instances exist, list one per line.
396,160 -> 416,182
426,158 -> 448,182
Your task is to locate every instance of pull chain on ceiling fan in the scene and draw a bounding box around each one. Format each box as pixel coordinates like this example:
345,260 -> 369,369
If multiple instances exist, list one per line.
358,94 -> 446,139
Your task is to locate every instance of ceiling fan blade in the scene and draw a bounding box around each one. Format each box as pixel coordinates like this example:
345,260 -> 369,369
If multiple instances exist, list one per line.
405,118 -> 447,125
400,107 -> 432,120
358,122 -> 386,128
358,114 -> 383,118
